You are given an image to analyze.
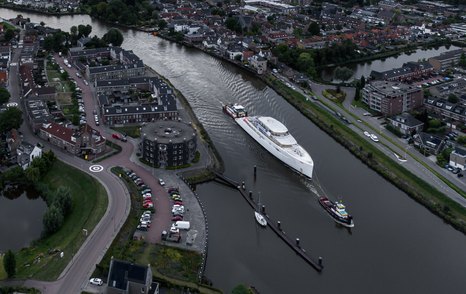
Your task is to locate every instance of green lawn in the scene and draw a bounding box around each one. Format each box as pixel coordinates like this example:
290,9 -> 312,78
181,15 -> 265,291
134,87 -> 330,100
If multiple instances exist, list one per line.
11,160 -> 108,280
112,126 -> 141,138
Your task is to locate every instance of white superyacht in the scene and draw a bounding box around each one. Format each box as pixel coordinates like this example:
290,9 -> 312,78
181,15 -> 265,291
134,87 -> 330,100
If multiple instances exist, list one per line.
235,116 -> 314,178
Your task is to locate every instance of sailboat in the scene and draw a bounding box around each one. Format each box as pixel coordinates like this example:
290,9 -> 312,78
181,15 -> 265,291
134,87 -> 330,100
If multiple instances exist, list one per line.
254,193 -> 267,227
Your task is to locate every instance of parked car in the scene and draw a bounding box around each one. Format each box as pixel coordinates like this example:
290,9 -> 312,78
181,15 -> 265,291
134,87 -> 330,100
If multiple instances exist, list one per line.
168,187 -> 179,194
137,224 -> 148,231
173,201 -> 183,206
172,215 -> 183,221
143,202 -> 154,209
159,178 -> 165,186
141,189 -> 152,195
139,221 -> 151,228
112,133 -> 127,142
89,278 -> 103,286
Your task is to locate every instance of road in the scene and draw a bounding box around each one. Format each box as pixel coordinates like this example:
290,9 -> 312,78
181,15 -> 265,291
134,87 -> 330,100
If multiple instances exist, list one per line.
278,71 -> 466,207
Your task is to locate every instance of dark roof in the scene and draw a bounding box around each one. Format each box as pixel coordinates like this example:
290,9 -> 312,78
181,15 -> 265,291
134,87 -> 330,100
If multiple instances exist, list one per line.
390,113 -> 424,127
454,146 -> 466,157
40,122 -> 76,144
108,259 -> 148,290
88,60 -> 144,74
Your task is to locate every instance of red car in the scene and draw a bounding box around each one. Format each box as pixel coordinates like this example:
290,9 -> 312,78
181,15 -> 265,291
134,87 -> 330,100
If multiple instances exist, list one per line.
173,201 -> 183,206
172,215 -> 183,221
143,202 -> 153,209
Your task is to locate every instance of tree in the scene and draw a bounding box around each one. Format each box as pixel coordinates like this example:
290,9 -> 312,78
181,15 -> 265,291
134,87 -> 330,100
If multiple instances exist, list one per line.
158,19 -> 167,30
448,93 -> 458,103
231,284 -> 251,294
3,250 -> 16,278
334,66 -> 354,82
354,87 -> 361,101
53,187 -> 72,216
0,107 -> 23,133
103,28 -> 124,46
4,29 -> 15,42
43,205 -> 64,235
360,76 -> 366,88
83,24 -> 92,37
0,87 -> 11,104
459,53 -> 466,68
25,166 -> 40,184
308,21 -> 320,36
70,25 -> 77,36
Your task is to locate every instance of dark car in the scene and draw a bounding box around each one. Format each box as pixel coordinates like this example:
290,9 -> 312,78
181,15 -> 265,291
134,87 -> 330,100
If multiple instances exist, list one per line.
172,215 -> 183,221
458,173 -> 464,178
168,187 -> 179,194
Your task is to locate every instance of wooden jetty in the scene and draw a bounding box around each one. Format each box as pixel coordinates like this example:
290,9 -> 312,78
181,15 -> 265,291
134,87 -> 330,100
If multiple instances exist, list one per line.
213,172 -> 324,272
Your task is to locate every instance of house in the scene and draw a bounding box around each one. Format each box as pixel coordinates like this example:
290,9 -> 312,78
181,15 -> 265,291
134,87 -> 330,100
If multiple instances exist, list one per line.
16,141 -> 42,170
450,146 -> 466,170
387,113 -> 424,135
39,122 -> 79,155
106,258 -> 153,294
249,55 -> 267,74
413,132 -> 445,155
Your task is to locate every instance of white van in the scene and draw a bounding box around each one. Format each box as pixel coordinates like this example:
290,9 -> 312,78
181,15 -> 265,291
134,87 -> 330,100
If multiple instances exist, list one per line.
175,221 -> 190,230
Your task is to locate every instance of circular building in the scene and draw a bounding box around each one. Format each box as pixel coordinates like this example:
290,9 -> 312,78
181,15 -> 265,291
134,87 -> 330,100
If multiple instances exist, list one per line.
141,120 -> 197,168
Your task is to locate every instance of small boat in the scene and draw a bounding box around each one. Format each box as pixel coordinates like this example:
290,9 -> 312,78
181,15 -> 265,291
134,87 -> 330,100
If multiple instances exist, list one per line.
318,196 -> 354,228
254,211 -> 267,227
223,103 -> 247,118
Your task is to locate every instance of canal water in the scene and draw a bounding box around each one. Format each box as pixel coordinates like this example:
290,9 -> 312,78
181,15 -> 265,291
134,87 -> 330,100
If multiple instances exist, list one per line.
2,9 -> 466,293
321,45 -> 459,82
0,187 -> 47,252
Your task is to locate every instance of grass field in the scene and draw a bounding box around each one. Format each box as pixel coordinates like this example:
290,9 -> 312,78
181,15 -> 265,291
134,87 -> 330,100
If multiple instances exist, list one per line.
7,160 -> 108,280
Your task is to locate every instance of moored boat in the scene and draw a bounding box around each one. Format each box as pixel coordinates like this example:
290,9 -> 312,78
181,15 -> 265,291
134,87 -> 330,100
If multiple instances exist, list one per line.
318,196 -> 354,227
236,116 -> 314,179
254,211 -> 267,227
223,103 -> 247,118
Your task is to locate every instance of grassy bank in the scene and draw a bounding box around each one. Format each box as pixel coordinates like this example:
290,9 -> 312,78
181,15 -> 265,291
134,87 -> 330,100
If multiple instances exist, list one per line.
7,160 -> 108,280
263,74 -> 466,233
112,126 -> 141,138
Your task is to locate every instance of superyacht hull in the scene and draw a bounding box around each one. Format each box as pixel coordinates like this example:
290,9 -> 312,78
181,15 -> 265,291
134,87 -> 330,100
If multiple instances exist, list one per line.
236,117 -> 313,179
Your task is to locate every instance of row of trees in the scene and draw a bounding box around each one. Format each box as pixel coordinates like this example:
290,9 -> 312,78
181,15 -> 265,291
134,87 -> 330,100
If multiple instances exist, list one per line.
272,41 -> 360,78
43,25 -> 124,53
83,0 -> 157,26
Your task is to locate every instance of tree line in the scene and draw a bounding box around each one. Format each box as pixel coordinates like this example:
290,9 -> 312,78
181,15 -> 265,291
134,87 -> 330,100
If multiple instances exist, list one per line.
82,0 -> 158,26
272,40 -> 360,78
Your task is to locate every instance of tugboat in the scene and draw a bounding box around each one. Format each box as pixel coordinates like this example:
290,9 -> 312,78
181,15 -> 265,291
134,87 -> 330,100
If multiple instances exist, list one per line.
223,103 -> 247,118
318,196 -> 354,227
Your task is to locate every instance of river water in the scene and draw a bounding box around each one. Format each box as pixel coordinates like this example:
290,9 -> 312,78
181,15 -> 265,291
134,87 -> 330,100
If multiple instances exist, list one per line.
2,9 -> 466,293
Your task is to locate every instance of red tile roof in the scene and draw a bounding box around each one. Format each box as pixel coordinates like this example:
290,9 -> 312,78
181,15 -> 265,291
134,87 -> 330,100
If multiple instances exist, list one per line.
41,122 -> 76,144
